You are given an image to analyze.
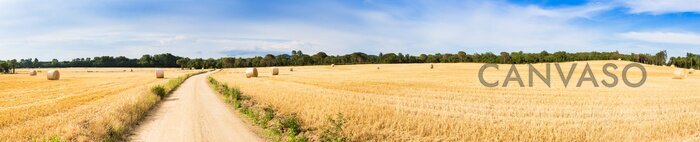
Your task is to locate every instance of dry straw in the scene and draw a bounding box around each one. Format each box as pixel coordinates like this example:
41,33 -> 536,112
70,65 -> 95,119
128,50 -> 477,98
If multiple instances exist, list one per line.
246,68 -> 258,78
672,68 -> 688,79
156,69 -> 165,78
47,70 -> 60,80
29,70 -> 37,76
272,67 -> 279,75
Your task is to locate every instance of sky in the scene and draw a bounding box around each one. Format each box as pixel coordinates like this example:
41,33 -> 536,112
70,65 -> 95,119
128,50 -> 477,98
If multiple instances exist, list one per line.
1,0 -> 699,60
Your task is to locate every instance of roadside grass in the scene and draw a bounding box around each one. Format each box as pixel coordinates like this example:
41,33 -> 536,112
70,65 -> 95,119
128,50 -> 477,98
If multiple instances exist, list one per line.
209,77 -> 347,142
102,70 -> 208,141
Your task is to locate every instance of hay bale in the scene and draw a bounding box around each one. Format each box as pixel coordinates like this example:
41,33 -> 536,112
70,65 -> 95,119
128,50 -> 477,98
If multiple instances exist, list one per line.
430,64 -> 434,69
246,68 -> 258,78
290,67 -> 294,72
29,70 -> 37,76
272,67 -> 279,75
156,69 -> 165,78
617,58 -> 621,61
130,69 -> 133,72
690,69 -> 695,74
331,64 -> 335,67
377,66 -> 380,70
47,70 -> 60,80
672,69 -> 688,79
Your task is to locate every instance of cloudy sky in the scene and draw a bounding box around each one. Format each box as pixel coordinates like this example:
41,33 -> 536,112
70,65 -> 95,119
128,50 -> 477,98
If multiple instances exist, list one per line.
1,0 -> 699,60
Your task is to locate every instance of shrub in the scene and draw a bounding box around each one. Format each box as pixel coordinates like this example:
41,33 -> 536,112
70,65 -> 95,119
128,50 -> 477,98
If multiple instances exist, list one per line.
150,85 -> 166,97
232,100 -> 241,108
260,107 -> 275,127
288,135 -> 308,142
280,115 -> 301,136
48,135 -> 64,142
320,113 -> 347,142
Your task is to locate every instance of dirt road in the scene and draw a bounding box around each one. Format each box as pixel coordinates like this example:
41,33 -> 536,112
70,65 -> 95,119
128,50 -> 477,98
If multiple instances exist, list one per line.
130,71 -> 261,142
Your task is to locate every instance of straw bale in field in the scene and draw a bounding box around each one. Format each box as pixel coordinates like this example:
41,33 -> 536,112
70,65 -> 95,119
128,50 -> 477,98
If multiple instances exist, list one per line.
672,69 -> 688,79
156,69 -> 165,78
246,68 -> 258,78
47,70 -> 60,80
272,67 -> 279,75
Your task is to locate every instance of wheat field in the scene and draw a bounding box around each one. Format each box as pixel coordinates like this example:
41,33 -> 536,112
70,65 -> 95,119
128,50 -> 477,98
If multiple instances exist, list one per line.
211,61 -> 700,141
0,68 -> 200,141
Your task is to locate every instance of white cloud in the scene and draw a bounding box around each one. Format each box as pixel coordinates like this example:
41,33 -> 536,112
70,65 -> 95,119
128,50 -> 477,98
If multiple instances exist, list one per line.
618,32 -> 700,45
0,0 -> 697,60
619,0 -> 700,14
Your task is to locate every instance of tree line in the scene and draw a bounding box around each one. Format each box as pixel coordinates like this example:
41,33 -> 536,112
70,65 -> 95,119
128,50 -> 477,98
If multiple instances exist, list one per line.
1,50 -> 698,74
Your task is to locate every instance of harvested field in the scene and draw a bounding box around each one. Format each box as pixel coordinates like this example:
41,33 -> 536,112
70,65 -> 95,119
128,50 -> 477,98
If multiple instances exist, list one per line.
0,68 -> 199,141
211,61 -> 700,141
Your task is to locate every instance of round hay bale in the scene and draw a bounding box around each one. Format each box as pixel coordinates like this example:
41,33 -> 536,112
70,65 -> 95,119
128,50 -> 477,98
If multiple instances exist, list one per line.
29,70 -> 37,76
377,66 -> 380,69
430,64 -> 434,69
246,68 -> 258,78
47,70 -> 60,80
272,67 -> 279,75
156,69 -> 165,78
290,67 -> 294,72
130,69 -> 133,72
617,58 -> 621,61
690,69 -> 695,74
672,69 -> 688,79
331,64 -> 335,67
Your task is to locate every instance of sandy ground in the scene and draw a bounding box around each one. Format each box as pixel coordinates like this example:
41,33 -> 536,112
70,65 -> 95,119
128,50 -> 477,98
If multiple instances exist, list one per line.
129,71 -> 261,142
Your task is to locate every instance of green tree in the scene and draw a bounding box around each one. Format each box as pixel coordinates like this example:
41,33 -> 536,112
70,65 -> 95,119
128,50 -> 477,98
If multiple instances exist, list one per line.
139,55 -> 153,67
176,58 -> 189,69
500,52 -> 510,64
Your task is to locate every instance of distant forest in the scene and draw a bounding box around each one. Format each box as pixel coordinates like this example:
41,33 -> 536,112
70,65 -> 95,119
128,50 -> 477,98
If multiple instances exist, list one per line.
1,50 -> 699,74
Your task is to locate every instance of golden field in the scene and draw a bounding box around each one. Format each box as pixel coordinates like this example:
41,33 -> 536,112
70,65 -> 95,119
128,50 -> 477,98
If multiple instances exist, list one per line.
0,68 -> 200,141
211,60 -> 700,141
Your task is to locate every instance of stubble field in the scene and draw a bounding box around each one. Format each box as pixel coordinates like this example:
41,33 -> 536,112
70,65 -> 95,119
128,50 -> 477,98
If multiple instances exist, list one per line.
0,68 -> 200,141
211,60 -> 700,141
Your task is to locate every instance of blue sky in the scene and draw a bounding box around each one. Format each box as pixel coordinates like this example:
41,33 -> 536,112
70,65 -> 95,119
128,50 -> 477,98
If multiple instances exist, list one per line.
1,0 -> 699,60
